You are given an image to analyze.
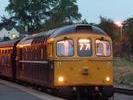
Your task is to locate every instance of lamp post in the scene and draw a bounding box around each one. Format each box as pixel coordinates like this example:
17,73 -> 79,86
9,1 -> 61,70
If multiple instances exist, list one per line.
115,21 -> 123,41
12,33 -> 16,39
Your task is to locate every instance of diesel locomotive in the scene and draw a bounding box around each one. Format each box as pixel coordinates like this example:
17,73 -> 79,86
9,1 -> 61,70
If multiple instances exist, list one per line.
0,24 -> 113,100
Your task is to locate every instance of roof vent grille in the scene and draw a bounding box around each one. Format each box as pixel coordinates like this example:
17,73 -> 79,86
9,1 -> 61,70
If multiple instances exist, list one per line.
76,25 -> 92,32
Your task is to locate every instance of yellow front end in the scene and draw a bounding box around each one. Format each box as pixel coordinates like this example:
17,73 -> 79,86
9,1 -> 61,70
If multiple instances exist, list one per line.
50,33 -> 113,87
54,58 -> 113,86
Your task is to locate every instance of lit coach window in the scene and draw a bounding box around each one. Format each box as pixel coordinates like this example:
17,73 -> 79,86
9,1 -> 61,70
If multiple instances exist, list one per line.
96,40 -> 111,56
78,39 -> 92,57
57,40 -> 74,57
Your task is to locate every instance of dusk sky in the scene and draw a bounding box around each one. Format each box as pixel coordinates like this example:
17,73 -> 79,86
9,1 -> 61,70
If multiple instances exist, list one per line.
0,0 -> 133,23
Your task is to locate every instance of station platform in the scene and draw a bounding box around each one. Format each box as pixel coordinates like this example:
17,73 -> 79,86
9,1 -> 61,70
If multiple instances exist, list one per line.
0,79 -> 63,100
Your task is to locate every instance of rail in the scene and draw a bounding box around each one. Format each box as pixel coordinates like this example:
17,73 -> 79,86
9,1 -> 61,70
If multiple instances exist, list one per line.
114,87 -> 133,95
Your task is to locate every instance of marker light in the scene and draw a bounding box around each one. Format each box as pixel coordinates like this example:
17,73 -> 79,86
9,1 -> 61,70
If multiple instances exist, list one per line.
105,76 -> 111,82
58,76 -> 64,82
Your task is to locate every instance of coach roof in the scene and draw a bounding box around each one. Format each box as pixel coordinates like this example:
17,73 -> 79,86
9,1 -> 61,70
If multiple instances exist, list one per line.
0,39 -> 20,48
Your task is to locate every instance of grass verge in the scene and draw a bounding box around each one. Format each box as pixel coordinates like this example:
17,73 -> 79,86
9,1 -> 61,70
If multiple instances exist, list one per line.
113,57 -> 133,86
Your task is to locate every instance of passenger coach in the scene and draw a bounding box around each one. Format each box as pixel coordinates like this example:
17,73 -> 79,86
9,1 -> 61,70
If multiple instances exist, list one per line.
0,40 -> 19,79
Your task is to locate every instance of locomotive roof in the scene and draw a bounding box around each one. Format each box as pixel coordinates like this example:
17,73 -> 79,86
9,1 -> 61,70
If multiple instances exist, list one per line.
49,24 -> 107,38
22,24 -> 107,41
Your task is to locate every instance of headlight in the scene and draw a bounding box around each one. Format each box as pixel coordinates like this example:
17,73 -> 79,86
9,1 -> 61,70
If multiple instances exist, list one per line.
58,76 -> 64,83
105,76 -> 111,82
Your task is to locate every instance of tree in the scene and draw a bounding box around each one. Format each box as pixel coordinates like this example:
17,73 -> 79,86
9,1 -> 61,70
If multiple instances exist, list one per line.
123,18 -> 133,53
124,18 -> 133,42
99,16 -> 119,41
43,0 -> 81,30
0,16 -> 16,26
81,19 -> 88,24
6,0 -> 57,33
6,0 -> 81,33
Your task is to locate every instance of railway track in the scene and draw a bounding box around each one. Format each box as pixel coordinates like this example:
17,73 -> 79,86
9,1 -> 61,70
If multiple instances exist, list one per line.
114,87 -> 133,95
1,79 -> 133,100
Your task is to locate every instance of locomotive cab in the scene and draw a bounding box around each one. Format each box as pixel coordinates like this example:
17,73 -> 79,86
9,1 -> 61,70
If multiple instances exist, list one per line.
48,25 -> 113,99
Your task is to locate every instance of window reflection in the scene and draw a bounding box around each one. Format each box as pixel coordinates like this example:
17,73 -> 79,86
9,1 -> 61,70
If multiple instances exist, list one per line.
78,39 -> 92,57
57,40 -> 74,57
96,40 -> 111,56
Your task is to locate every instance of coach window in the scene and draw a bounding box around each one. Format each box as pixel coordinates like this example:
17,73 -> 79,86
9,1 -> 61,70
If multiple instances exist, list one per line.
78,39 -> 92,57
96,40 -> 111,56
41,48 -> 43,59
57,40 -> 74,57
2,50 -> 4,54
